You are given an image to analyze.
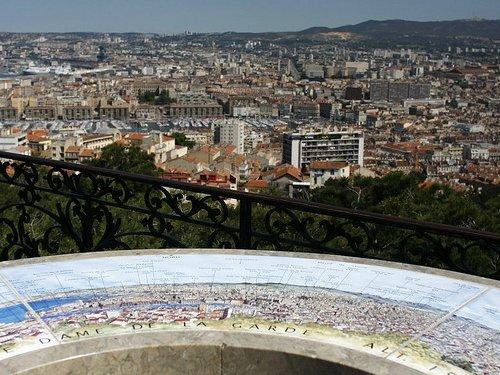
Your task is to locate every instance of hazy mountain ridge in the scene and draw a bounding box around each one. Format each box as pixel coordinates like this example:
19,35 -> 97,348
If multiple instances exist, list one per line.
329,19 -> 500,39
1,19 -> 498,44
213,19 -> 500,42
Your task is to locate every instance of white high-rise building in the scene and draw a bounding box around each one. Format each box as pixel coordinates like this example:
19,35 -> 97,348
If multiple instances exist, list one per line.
219,120 -> 245,154
0,130 -> 28,151
141,66 -> 154,76
282,128 -> 364,169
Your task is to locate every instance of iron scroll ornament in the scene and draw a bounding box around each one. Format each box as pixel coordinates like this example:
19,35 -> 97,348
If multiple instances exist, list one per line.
0,160 -> 239,258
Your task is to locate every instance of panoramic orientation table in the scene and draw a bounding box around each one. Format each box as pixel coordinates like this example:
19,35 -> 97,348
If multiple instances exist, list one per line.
0,249 -> 498,375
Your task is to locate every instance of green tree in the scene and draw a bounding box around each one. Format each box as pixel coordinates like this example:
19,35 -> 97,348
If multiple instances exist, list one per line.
137,89 -> 172,105
155,89 -> 172,105
172,132 -> 196,149
138,90 -> 156,104
310,171 -> 498,233
86,143 -> 159,176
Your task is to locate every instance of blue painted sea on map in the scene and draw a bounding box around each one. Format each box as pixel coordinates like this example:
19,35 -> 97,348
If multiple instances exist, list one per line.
0,297 -> 83,323
29,297 -> 80,312
1,292 -> 228,324
0,304 -> 28,324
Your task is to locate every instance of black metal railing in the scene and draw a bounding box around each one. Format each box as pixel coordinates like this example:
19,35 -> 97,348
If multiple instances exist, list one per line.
0,150 -> 499,279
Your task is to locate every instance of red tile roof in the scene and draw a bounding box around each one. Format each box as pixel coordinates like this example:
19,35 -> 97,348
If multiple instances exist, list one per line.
79,148 -> 95,158
245,180 -> 268,189
273,165 -> 302,181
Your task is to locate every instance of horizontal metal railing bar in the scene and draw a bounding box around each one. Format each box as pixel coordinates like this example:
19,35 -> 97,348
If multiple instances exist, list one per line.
1,150 -> 499,243
250,232 -> 372,254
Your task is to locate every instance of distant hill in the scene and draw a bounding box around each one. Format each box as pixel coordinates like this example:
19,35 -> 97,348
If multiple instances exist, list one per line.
329,19 -> 500,40
213,19 -> 499,41
297,26 -> 333,35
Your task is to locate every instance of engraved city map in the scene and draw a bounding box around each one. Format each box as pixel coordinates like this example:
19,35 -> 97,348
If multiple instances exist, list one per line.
0,253 -> 498,374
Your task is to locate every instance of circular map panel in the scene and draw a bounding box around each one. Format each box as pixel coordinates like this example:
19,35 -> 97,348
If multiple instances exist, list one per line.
0,250 -> 498,374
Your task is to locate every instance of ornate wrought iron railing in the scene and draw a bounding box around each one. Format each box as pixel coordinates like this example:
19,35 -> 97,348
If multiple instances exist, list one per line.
0,150 -> 499,279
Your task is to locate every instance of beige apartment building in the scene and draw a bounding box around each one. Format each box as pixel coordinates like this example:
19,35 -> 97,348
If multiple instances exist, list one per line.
0,107 -> 19,121
132,79 -> 170,95
98,105 -> 130,120
168,99 -> 223,117
80,134 -> 115,151
24,106 -> 57,120
133,105 -> 163,120
63,106 -> 94,120
183,130 -> 214,145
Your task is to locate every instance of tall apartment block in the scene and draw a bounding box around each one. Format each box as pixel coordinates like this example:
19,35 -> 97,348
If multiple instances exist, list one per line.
219,120 -> 245,154
370,80 -> 430,103
408,83 -> 431,99
369,80 -> 389,101
388,82 -> 410,102
282,129 -> 364,169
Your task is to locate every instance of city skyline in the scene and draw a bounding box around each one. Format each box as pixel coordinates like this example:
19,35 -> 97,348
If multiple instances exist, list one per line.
0,0 -> 499,33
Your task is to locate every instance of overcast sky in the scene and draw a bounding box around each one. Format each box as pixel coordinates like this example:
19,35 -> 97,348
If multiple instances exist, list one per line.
0,0 -> 498,33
